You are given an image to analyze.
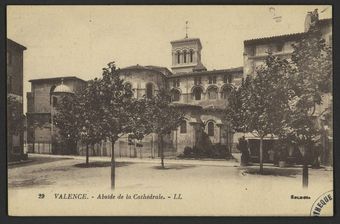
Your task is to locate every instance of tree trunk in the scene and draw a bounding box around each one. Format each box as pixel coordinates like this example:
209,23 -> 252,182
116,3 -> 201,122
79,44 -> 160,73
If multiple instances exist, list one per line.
160,134 -> 164,169
259,137 -> 264,174
111,140 -> 116,190
303,159 -> 308,188
134,142 -> 137,158
86,144 -> 89,165
298,145 -> 309,188
303,150 -> 309,188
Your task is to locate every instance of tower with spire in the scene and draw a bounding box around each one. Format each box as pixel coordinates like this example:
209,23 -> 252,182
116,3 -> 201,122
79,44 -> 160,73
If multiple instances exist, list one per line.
170,21 -> 207,74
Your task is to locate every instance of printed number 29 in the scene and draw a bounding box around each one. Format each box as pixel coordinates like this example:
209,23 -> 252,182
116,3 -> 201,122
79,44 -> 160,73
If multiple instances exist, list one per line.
38,193 -> 45,199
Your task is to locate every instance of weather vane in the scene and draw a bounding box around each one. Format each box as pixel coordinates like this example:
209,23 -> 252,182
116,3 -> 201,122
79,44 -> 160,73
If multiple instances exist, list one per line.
185,21 -> 189,38
269,7 -> 282,23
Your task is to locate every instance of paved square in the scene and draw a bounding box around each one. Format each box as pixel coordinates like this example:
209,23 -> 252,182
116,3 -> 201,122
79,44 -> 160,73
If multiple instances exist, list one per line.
8,154 -> 333,216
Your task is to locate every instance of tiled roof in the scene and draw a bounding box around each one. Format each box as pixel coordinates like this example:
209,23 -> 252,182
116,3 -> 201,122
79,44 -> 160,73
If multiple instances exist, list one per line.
119,64 -> 172,77
29,76 -> 86,83
169,66 -> 243,78
244,32 -> 306,45
145,65 -> 172,75
170,37 -> 201,44
244,18 -> 332,46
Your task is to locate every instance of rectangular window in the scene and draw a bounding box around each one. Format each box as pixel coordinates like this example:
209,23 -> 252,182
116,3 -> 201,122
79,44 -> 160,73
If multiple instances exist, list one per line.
228,75 -> 232,83
173,79 -> 180,87
224,75 -> 233,83
249,46 -> 255,56
209,76 -> 217,84
194,77 -> 201,85
276,42 -> 284,52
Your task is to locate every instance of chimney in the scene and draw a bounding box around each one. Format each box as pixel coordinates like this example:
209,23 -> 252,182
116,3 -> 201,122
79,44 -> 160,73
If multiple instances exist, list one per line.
304,12 -> 313,32
304,9 -> 319,32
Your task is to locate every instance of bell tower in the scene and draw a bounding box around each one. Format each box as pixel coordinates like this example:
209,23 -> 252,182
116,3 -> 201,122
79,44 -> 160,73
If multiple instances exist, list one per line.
170,23 -> 206,74
171,38 -> 207,74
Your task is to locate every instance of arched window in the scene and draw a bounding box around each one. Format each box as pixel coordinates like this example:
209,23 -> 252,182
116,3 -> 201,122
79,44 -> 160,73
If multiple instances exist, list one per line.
193,87 -> 202,101
146,83 -> 153,99
125,82 -> 132,90
53,96 -> 58,107
207,122 -> 214,136
177,51 -> 181,64
208,87 -> 218,100
221,86 -> 231,99
189,50 -> 194,62
50,85 -> 56,105
171,89 -> 181,102
180,120 -> 187,133
183,50 -> 187,63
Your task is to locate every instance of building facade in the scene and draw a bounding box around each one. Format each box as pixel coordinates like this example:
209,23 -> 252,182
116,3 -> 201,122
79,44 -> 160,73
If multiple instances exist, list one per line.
107,37 -> 243,157
243,16 -> 332,78
243,11 -> 332,166
27,37 -> 243,158
26,77 -> 87,154
7,39 -> 26,161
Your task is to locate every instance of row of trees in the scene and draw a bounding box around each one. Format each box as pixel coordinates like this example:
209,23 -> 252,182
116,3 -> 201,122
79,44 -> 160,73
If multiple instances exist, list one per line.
226,21 -> 332,187
54,62 -> 185,189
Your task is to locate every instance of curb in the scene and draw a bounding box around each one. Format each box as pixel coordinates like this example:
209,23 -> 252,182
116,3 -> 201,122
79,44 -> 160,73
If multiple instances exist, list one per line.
8,159 -> 33,166
27,153 -> 240,167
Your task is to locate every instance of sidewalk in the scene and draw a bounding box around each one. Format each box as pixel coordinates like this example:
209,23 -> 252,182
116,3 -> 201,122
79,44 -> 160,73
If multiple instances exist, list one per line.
27,153 -> 240,167
8,159 -> 34,166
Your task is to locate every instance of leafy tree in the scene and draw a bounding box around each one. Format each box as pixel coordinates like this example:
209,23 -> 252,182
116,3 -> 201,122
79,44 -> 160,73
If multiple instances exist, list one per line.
53,93 -> 79,155
99,62 -> 151,189
7,95 -> 25,158
78,78 -> 105,164
226,77 -> 251,134
283,19 -> 332,187
55,62 -> 152,188
291,23 -> 332,99
146,89 -> 185,168
226,54 -> 294,174
7,95 -> 24,136
54,79 -> 104,165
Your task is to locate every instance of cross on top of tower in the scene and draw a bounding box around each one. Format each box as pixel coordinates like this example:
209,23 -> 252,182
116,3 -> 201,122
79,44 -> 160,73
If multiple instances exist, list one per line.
185,21 -> 189,38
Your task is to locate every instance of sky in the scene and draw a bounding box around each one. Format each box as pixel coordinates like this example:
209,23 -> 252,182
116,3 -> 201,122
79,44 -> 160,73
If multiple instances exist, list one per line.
7,5 -> 332,112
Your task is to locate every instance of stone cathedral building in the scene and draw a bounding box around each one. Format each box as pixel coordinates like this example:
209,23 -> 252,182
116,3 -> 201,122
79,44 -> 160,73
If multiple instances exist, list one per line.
26,37 -> 243,157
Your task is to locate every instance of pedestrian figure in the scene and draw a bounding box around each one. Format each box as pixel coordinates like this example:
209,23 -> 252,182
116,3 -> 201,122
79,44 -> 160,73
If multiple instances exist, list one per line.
238,136 -> 250,166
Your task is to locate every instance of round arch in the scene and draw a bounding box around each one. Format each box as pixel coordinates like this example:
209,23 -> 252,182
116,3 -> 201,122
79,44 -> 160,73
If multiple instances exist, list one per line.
220,83 -> 234,92
175,50 -> 181,64
124,81 -> 133,89
170,88 -> 181,102
205,120 -> 216,137
145,82 -> 155,99
203,119 -> 217,126
191,85 -> 204,101
190,85 -> 205,94
220,83 -> 234,99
